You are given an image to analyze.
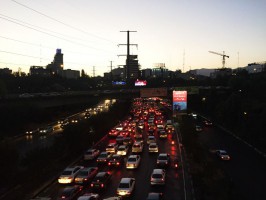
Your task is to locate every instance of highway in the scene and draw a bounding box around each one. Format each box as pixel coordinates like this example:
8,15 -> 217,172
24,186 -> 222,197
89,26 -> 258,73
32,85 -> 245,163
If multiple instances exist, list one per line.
189,114 -> 266,200
36,113 -> 184,199
4,99 -> 116,159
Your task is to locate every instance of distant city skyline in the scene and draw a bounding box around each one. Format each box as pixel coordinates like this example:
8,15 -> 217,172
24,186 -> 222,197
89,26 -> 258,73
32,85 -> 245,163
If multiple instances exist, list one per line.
1,0 -> 265,76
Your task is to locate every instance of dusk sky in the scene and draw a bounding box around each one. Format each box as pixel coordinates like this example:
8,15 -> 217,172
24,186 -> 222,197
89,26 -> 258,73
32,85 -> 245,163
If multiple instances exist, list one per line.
1,0 -> 265,76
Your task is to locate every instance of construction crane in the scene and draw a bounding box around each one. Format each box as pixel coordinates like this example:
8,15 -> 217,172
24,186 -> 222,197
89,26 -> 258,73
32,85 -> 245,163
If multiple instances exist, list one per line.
209,51 -> 229,68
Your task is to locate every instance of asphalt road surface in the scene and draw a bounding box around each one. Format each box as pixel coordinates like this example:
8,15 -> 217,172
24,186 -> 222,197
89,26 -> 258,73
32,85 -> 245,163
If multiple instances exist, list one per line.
37,122 -> 184,200
191,115 -> 266,200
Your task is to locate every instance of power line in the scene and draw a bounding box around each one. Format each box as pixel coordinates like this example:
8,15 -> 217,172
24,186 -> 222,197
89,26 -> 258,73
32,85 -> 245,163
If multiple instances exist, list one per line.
0,50 -> 96,67
0,15 -> 113,52
11,0 -> 116,44
0,35 -> 111,56
0,13 -> 106,47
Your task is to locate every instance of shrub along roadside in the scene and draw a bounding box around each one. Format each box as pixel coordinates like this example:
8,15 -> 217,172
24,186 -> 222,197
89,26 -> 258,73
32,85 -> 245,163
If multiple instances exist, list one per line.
0,99 -> 131,200
180,115 -> 240,200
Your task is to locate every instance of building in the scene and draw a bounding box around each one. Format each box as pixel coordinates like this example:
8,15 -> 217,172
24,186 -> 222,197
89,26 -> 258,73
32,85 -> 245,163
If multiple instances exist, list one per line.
210,68 -> 232,79
245,62 -> 265,73
30,66 -> 50,76
46,49 -> 64,75
0,68 -> 12,75
61,69 -> 80,79
140,69 -> 152,78
125,55 -> 139,80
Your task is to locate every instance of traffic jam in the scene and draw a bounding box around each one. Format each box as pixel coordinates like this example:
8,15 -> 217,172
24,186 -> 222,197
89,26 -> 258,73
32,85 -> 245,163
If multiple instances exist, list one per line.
39,98 -> 182,200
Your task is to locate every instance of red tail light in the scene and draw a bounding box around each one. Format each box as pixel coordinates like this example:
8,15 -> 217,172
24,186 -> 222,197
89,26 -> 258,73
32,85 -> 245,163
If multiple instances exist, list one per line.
91,183 -> 93,187
108,162 -> 111,165
101,183 -> 104,188
116,162 -> 120,165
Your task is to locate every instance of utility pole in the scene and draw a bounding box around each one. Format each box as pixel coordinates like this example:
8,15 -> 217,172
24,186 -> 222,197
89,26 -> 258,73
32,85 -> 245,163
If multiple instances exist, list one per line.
92,66 -> 95,77
118,30 -> 138,80
183,49 -> 185,73
109,61 -> 113,81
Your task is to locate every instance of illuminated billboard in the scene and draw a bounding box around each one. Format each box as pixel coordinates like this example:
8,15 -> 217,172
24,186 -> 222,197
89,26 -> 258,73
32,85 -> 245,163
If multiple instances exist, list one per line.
173,91 -> 187,115
112,81 -> 126,85
135,80 -> 147,86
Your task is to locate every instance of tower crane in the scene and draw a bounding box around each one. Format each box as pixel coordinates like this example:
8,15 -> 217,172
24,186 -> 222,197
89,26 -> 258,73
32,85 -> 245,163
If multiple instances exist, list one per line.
209,51 -> 229,68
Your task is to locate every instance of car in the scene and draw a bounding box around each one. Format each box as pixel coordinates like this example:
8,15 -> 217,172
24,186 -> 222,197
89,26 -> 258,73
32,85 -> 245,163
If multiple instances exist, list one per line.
150,169 -> 166,185
74,167 -> 98,185
146,192 -> 163,200
126,154 -> 141,169
117,178 -> 136,197
84,112 -> 91,119
109,129 -> 119,137
106,143 -> 118,153
108,154 -> 124,168
84,149 -> 100,160
147,135 -> 156,144
77,193 -> 100,200
138,120 -> 145,129
156,153 -> 170,168
39,126 -> 54,134
58,166 -> 84,184
25,129 -> 38,135
123,137 -> 133,146
149,143 -> 159,153
90,171 -> 111,190
103,197 -> 122,200
216,150 -> 231,160
134,134 -> 144,143
132,142 -> 144,153
157,126 -> 165,133
159,130 -> 167,139
119,130 -> 130,137
116,135 -> 124,145
57,185 -> 83,200
148,118 -> 154,124
96,152 -> 112,164
70,118 -> 79,124
195,125 -> 203,132
115,124 -> 124,131
203,120 -> 213,126
117,145 -> 129,156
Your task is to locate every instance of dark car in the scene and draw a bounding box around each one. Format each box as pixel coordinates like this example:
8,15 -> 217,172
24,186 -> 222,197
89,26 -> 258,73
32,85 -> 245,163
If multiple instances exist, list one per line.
57,185 -> 83,200
96,152 -> 112,165
74,167 -> 98,185
116,135 -> 124,145
146,192 -> 163,200
108,154 -> 124,168
157,153 -> 170,168
123,137 -> 133,146
90,172 -> 112,190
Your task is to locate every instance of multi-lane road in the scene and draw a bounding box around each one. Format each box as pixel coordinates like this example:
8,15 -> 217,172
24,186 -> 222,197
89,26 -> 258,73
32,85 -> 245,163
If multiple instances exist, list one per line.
36,118 -> 184,199
189,114 -> 266,200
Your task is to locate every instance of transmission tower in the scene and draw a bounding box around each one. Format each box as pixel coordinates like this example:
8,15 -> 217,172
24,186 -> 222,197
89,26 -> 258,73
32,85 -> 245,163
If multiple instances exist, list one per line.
118,30 -> 138,80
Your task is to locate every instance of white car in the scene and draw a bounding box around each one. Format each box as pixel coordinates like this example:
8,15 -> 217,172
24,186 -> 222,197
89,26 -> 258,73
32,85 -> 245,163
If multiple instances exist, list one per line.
216,150 -> 231,160
84,149 -> 100,160
77,193 -> 100,200
148,143 -> 158,153
58,166 -> 83,184
150,169 -> 166,185
103,197 -> 122,200
117,178 -> 136,197
132,142 -> 144,153
117,145 -> 129,156
106,143 -> 118,153
126,155 -> 141,169
147,136 -> 156,144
